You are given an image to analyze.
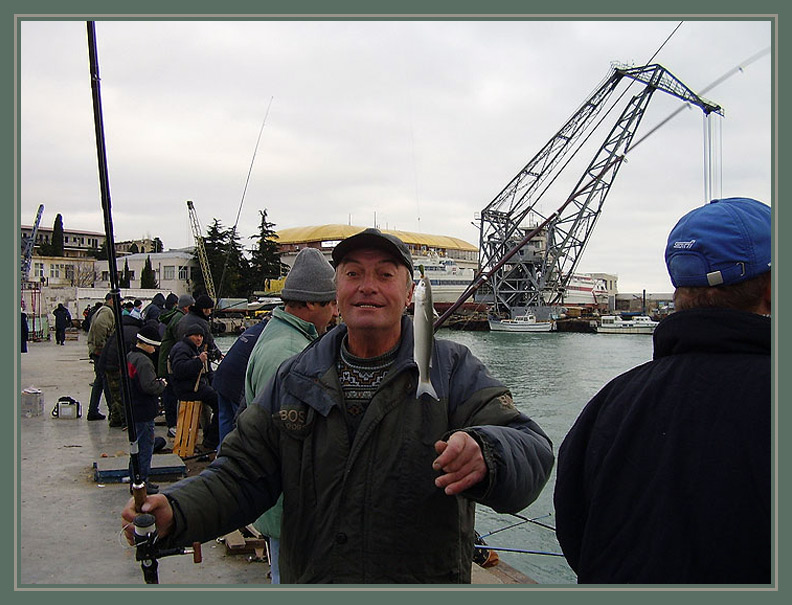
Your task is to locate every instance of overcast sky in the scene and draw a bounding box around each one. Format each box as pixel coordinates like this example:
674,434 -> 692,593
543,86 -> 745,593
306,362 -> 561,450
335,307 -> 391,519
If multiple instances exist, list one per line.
19,18 -> 772,293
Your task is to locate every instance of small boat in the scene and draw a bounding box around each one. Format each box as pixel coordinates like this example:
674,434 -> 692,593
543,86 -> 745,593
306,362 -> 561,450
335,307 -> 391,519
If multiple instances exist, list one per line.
488,314 -> 554,332
596,314 -> 658,335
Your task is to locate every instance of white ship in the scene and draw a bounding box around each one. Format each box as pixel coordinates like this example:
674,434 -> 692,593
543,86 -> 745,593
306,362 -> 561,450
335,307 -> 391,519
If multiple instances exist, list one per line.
559,274 -> 609,306
413,252 -> 476,304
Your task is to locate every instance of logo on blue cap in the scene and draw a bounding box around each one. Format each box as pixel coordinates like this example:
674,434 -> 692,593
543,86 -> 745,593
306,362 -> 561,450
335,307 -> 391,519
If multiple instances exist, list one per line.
665,197 -> 771,288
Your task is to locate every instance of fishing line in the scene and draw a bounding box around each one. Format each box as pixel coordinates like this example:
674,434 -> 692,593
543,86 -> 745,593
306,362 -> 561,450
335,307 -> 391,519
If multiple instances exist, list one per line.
511,512 -> 556,532
478,513 -> 553,539
630,46 -> 770,151
217,96 -> 274,299
473,545 -> 565,557
646,21 -> 683,65
498,21 -> 683,232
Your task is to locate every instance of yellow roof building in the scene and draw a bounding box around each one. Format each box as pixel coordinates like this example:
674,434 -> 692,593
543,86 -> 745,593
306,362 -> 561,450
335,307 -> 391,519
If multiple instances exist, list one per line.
276,225 -> 477,267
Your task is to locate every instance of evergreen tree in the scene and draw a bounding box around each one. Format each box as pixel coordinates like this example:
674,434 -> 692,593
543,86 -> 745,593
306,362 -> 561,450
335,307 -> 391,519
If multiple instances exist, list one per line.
51,214 -> 65,256
192,219 -> 248,299
89,240 -> 108,260
140,255 -> 158,289
120,259 -> 131,288
152,237 -> 164,253
247,209 -> 288,296
129,243 -> 139,254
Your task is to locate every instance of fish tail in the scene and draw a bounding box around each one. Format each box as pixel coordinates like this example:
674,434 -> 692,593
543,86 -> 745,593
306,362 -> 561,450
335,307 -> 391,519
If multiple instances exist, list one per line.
416,380 -> 439,401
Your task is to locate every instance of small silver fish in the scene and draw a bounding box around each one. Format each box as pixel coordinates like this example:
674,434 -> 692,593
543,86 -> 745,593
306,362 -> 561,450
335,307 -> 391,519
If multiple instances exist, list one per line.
413,266 -> 439,401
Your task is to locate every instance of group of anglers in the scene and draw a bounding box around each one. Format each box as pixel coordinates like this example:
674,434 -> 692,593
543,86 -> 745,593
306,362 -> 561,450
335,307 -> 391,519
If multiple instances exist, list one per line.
85,291 -> 227,491
103,197 -> 767,586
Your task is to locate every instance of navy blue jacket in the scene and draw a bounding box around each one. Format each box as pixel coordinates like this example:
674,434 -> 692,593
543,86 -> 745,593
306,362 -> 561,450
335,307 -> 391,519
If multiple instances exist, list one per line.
211,320 -> 267,404
554,308 -> 771,584
127,348 -> 166,423
168,337 -> 209,399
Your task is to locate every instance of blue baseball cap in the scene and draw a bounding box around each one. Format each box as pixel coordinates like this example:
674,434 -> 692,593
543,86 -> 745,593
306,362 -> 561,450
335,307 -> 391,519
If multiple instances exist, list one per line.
665,197 -> 771,288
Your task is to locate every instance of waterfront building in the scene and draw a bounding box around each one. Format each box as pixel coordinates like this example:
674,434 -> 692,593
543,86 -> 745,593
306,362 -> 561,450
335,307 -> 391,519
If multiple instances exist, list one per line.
276,225 -> 479,303
91,248 -> 198,294
21,224 -> 105,259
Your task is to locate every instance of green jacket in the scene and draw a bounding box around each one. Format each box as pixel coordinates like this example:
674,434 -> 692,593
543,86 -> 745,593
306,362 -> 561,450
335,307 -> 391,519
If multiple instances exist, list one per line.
244,307 -> 318,405
86,304 -> 115,356
157,308 -> 185,377
161,317 -> 554,583
244,307 -> 319,540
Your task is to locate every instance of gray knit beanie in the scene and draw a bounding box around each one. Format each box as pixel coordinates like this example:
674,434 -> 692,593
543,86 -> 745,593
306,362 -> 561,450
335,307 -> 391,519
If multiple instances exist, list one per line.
281,248 -> 336,302
177,294 -> 195,309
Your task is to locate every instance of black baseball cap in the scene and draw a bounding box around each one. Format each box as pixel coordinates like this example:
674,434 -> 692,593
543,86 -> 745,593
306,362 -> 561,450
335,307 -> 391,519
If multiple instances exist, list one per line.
331,228 -> 413,273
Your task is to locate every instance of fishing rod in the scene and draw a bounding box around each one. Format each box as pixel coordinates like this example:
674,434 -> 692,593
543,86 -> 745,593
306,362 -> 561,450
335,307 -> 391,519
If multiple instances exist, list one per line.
86,20 -> 142,505
87,21 -> 200,584
216,97 -> 274,299
478,513 -> 555,540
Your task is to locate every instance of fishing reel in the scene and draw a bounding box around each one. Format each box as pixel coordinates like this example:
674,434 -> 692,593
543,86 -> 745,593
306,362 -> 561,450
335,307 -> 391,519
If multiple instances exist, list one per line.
133,514 -> 202,584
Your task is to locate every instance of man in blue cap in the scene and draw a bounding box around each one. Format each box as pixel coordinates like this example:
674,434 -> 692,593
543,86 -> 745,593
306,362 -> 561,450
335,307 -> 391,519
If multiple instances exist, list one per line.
554,197 -> 771,584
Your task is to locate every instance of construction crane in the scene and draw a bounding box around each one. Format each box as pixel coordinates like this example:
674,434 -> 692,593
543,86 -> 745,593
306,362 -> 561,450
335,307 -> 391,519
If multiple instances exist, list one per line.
186,200 -> 217,301
475,63 -> 722,318
21,204 -> 45,285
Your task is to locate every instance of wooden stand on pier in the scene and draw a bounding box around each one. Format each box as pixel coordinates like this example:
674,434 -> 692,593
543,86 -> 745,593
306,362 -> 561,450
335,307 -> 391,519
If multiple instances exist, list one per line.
173,400 -> 203,457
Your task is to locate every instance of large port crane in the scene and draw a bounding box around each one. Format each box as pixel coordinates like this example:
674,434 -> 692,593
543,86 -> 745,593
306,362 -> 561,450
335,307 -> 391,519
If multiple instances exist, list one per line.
475,63 -> 722,318
186,199 -> 217,301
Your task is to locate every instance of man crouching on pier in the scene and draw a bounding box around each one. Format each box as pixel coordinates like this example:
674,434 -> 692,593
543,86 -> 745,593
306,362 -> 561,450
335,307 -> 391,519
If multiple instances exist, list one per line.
123,228 -> 554,584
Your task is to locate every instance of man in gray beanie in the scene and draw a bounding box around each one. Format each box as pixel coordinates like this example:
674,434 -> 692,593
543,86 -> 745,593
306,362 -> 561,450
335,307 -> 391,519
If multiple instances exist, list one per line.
242,246 -> 338,582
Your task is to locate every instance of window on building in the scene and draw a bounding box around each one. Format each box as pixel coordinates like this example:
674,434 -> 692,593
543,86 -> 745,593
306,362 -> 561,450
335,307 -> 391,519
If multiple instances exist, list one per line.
50,264 -> 62,278
34,262 -> 44,278
102,271 -> 109,281
163,266 -> 175,280
178,266 -> 189,280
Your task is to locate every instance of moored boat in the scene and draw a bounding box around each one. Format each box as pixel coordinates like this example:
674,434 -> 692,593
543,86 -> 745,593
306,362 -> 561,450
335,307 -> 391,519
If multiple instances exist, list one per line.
596,314 -> 658,334
488,314 -> 554,332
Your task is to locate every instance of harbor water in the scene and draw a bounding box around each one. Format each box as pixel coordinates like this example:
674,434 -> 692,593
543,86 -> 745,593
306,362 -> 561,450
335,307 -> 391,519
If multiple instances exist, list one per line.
215,328 -> 655,585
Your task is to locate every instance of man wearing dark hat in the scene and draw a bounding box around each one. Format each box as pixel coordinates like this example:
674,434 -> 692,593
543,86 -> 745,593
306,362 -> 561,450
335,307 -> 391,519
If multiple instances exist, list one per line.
98,302 -> 144,428
124,227 -> 554,583
554,197 -> 771,584
158,293 -> 195,436
168,323 -> 219,450
127,324 -> 167,494
243,246 -> 338,583
176,293 -> 223,365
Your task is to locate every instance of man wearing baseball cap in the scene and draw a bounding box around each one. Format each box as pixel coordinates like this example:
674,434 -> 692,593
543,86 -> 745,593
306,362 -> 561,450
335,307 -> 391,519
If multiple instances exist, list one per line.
555,197 -> 771,584
124,227 -> 554,583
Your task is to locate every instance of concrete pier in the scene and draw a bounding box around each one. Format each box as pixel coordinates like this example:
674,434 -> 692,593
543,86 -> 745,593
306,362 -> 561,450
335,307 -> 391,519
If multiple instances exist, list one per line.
17,333 -> 526,587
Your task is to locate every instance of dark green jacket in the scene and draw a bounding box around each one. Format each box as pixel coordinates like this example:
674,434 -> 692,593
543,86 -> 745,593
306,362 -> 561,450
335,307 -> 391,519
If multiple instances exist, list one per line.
162,317 -> 554,583
157,308 -> 185,378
